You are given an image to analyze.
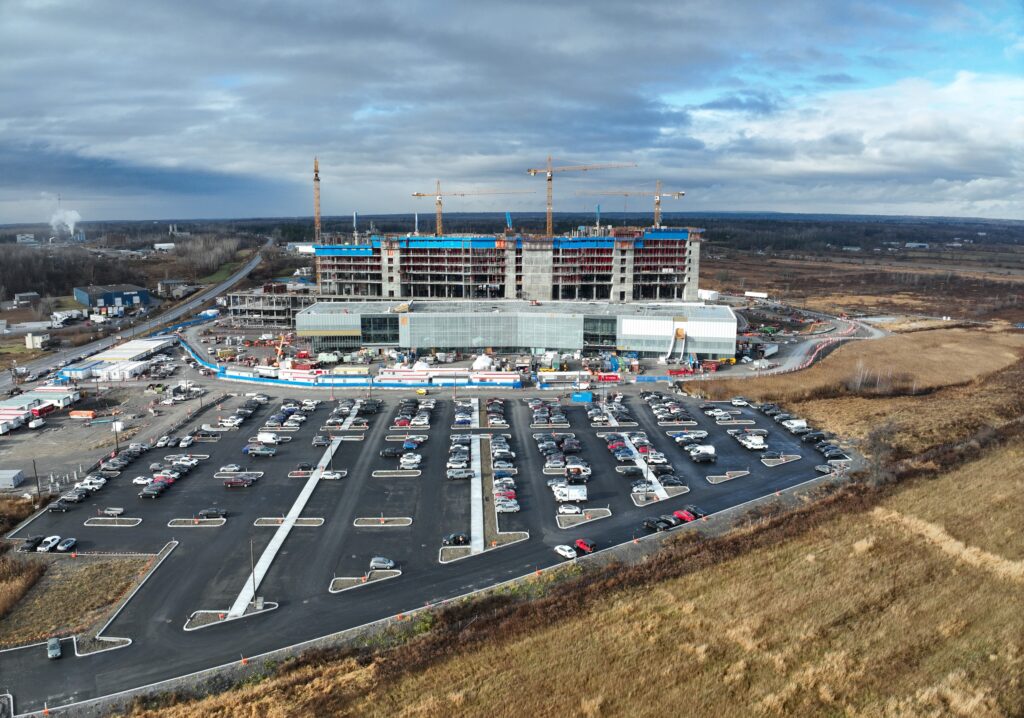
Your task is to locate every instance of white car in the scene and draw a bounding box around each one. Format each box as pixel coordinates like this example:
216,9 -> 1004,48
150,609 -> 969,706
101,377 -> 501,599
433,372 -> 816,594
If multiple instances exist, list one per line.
446,458 -> 469,469
132,476 -> 153,486
557,504 -> 582,515
320,470 -> 344,480
155,436 -> 171,448
179,436 -> 195,448
730,397 -> 749,407
37,536 -> 61,552
175,457 -> 200,467
495,504 -> 520,513
220,464 -> 241,472
646,453 -> 667,465
554,544 -> 577,559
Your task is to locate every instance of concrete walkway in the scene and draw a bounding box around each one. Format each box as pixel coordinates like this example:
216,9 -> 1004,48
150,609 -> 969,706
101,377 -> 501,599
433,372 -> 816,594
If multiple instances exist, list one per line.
228,438 -> 340,617
469,435 -> 485,554
622,435 -> 669,500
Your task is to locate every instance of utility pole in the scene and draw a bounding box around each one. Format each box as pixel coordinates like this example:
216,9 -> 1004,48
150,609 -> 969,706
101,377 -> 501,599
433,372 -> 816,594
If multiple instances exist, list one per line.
33,459 -> 41,506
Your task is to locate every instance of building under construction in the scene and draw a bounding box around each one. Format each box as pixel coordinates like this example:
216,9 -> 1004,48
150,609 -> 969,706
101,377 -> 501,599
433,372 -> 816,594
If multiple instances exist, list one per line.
314,226 -> 700,301
227,157 -> 704,327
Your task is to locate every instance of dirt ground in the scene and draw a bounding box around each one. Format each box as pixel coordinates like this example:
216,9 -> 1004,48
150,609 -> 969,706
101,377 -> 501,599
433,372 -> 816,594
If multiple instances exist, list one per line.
704,326 -> 1024,403
0,380 -> 215,488
703,250 -> 1024,321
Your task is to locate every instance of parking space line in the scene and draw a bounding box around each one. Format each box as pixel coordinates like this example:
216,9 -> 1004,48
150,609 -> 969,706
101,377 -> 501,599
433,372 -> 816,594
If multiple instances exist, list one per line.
469,435 -> 484,554
227,438 -> 340,618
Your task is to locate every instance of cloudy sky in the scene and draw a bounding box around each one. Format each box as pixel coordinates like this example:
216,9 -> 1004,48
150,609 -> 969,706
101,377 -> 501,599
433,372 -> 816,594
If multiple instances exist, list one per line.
1,0 -> 1022,224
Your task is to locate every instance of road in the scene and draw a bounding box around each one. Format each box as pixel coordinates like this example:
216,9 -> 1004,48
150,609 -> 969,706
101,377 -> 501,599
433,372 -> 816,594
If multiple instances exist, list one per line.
0,239 -> 270,393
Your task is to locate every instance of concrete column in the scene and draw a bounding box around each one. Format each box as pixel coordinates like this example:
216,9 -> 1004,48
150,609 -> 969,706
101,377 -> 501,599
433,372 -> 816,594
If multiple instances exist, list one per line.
504,246 -> 517,299
381,246 -> 402,299
682,239 -> 700,301
614,244 -> 634,302
520,239 -> 553,301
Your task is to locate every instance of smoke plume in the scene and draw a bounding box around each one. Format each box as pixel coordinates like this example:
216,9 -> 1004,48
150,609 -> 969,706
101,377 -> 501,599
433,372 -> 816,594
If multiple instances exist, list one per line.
50,208 -> 82,235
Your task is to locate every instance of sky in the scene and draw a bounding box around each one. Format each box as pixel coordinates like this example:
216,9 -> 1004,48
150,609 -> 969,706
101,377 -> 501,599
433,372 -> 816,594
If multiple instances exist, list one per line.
0,0 -> 1022,224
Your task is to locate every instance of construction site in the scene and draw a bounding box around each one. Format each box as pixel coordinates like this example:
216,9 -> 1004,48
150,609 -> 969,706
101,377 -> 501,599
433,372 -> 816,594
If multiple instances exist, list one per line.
228,157 -> 703,327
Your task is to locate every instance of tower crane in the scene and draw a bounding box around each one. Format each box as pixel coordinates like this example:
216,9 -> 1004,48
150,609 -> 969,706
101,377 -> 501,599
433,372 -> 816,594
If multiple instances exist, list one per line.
527,156 -> 636,236
411,180 -> 533,236
577,180 -> 684,228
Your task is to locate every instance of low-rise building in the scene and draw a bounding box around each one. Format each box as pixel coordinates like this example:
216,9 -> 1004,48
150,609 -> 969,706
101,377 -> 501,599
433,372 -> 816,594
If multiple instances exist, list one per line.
73,284 -> 150,310
295,299 -> 736,359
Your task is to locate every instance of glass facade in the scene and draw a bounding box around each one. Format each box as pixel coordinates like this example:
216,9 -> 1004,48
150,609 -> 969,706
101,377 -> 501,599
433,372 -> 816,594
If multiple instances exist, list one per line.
360,315 -> 399,344
583,316 -> 617,347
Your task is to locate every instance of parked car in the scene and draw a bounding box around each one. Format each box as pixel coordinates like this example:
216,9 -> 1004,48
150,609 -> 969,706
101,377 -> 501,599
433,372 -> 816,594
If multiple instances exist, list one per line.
442,533 -> 469,546
47,500 -> 71,512
19,536 -> 44,552
223,477 -> 255,488
37,535 -> 61,552
557,504 -> 582,515
312,435 -> 330,447
369,556 -> 395,570
46,637 -> 62,660
574,538 -> 596,554
683,504 -> 708,518
554,544 -> 577,560
197,508 -> 227,519
55,537 -> 78,553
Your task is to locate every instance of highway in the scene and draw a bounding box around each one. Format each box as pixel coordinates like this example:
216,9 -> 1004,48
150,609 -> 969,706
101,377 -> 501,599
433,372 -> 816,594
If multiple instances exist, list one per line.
0,238 -> 270,393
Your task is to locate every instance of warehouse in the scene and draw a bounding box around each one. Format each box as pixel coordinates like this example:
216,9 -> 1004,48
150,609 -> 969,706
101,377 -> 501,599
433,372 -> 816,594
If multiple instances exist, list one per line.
58,336 -> 178,381
73,284 -> 150,310
296,300 -> 736,359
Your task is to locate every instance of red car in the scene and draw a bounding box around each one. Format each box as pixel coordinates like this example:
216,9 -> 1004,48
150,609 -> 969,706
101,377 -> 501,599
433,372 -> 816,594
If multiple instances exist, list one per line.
673,509 -> 696,523
224,477 -> 254,488
636,445 -> 650,454
493,490 -> 516,500
393,418 -> 411,427
574,538 -> 595,554
606,441 -> 626,451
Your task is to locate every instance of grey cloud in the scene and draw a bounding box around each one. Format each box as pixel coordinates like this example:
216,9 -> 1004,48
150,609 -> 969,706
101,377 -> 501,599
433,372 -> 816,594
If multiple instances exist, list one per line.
0,0 -> 1018,220
814,73 -> 859,84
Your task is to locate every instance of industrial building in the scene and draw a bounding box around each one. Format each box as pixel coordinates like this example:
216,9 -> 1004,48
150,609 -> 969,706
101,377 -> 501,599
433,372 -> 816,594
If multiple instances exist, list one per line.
73,284 -> 150,310
295,300 -> 735,359
58,336 -> 178,382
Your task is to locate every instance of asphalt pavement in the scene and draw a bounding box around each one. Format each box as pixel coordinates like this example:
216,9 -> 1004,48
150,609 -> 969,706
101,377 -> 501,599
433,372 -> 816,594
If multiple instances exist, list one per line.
0,388 -> 841,714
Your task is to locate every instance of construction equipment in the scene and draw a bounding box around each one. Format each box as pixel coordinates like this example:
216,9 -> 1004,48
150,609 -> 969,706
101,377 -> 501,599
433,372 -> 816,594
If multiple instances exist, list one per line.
527,156 -> 637,236
412,180 -> 533,236
313,157 -> 321,244
274,334 -> 289,367
577,180 -> 684,228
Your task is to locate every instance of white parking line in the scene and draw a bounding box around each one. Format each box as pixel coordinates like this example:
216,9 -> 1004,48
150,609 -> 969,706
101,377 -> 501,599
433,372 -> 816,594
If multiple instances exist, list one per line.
469,435 -> 484,554
227,438 -> 340,618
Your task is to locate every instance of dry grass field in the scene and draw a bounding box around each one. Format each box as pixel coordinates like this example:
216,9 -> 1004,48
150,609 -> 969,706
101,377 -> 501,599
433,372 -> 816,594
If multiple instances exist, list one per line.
0,555 -> 150,648
705,327 -> 1024,404
125,438 -> 1024,718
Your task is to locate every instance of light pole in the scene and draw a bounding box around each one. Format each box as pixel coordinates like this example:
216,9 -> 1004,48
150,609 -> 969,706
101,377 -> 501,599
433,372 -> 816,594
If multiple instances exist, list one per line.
249,537 -> 257,609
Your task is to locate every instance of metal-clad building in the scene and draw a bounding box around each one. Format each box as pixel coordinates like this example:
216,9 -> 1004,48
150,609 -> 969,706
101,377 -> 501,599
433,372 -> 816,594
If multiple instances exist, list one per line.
73,284 -> 150,309
297,300 -> 735,359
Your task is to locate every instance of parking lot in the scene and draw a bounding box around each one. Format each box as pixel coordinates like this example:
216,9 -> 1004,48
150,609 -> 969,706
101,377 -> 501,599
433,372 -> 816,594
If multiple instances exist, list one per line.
2,385 -> 847,713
